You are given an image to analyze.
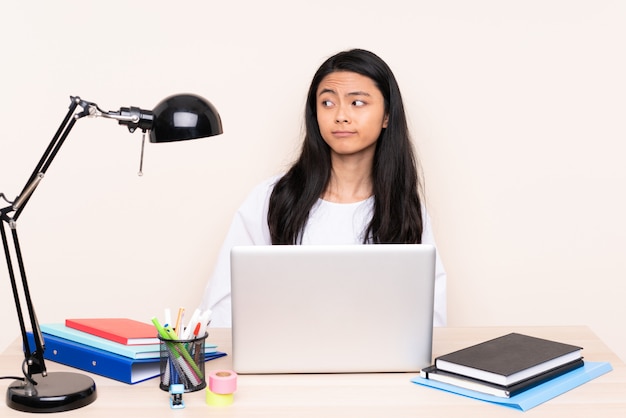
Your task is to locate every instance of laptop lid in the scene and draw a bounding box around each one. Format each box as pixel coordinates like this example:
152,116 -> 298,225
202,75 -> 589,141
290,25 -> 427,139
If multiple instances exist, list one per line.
230,244 -> 436,374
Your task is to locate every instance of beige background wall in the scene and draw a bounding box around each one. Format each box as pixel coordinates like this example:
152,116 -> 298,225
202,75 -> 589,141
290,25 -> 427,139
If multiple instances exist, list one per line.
1,1 -> 624,362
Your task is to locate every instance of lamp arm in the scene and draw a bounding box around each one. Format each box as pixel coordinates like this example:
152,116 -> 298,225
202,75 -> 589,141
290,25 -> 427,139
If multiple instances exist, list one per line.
99,106 -> 154,133
10,98 -> 81,219
0,96 -> 89,380
0,95 -> 152,383
7,97 -> 155,219
0,222 -> 47,380
81,97 -> 154,134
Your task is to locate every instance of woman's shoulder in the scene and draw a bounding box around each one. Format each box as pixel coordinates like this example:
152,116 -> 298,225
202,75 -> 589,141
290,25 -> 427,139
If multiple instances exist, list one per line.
239,173 -> 284,208
251,173 -> 283,195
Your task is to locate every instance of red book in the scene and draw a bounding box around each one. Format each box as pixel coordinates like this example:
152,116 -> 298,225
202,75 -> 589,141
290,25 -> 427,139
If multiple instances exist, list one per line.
65,318 -> 159,345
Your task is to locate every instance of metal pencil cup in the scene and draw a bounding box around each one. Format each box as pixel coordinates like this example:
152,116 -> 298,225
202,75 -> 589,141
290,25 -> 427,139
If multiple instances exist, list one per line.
158,333 -> 207,392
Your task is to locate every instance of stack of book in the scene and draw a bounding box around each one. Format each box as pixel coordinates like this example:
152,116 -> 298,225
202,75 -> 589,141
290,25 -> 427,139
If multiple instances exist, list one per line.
27,318 -> 225,384
415,332 -> 614,410
419,333 -> 585,399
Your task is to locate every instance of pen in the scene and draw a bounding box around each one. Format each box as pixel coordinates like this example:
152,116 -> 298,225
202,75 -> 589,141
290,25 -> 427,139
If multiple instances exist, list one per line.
192,322 -> 201,338
164,324 -> 179,340
191,322 -> 203,364
151,317 -> 170,340
164,309 -> 172,328
197,309 -> 212,339
182,308 -> 201,340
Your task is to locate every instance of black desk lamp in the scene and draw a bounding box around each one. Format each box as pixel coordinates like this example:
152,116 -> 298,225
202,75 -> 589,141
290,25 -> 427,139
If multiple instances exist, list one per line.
1,94 -> 222,412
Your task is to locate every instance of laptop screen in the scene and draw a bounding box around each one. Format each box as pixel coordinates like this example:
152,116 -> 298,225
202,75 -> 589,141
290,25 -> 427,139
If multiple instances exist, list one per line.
230,244 -> 436,374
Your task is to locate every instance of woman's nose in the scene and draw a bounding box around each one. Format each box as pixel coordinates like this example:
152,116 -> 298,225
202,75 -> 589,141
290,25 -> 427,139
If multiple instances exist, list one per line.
335,105 -> 349,123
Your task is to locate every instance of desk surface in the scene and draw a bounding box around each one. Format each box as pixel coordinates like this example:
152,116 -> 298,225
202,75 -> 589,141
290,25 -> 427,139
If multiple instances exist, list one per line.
1,326 -> 625,417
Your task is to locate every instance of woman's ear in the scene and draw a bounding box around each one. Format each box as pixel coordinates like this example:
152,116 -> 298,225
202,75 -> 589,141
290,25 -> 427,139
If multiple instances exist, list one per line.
382,113 -> 389,128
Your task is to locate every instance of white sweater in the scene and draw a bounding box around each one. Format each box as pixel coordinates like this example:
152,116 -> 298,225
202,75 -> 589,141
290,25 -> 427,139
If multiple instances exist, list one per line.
200,176 -> 447,327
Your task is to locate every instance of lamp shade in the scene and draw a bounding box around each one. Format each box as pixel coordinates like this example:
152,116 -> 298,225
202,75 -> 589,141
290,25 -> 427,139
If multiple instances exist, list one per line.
149,94 -> 223,143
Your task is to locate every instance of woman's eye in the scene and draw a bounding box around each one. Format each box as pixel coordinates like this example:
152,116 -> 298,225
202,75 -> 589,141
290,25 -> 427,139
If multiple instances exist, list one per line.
353,100 -> 365,106
321,100 -> 333,107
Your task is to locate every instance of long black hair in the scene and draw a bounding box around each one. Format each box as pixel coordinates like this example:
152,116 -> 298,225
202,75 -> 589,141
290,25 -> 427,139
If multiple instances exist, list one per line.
268,49 -> 423,245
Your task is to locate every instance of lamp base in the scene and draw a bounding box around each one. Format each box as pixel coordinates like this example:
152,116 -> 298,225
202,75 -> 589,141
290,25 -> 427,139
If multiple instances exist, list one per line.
6,371 -> 97,413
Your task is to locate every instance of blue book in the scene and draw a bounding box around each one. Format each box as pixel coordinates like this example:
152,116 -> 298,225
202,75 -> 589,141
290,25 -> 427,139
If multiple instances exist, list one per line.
39,323 -> 217,360
26,332 -> 226,384
412,361 -> 612,411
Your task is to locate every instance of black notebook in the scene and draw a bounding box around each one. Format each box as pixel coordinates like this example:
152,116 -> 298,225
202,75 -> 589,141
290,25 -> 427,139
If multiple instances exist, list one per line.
434,333 -> 583,386
421,358 -> 584,398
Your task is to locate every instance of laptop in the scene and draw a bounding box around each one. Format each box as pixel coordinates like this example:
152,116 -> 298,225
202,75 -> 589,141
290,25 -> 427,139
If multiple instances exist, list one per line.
230,244 -> 436,374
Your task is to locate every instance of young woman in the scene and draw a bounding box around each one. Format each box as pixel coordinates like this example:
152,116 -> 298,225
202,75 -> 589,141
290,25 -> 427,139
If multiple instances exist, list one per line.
200,49 -> 446,326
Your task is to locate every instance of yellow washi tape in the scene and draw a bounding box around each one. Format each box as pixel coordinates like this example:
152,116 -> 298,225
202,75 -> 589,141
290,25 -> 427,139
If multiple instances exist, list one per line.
206,387 -> 234,406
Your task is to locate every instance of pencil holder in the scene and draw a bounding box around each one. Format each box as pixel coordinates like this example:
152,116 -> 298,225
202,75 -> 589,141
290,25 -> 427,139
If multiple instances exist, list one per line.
158,333 -> 207,392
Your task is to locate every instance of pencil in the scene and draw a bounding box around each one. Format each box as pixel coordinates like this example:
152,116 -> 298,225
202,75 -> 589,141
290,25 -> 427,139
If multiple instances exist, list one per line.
174,307 -> 185,334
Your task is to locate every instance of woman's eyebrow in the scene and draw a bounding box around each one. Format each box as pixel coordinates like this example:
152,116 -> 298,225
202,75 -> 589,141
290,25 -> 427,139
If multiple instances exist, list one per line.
318,88 -> 371,97
347,91 -> 371,97
318,88 -> 336,96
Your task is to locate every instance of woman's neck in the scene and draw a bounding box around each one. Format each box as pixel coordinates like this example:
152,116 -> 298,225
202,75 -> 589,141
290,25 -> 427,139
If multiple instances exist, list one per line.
323,156 -> 373,203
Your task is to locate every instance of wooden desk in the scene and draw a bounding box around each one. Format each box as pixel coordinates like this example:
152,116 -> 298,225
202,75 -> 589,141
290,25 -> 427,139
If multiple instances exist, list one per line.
1,326 -> 625,417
